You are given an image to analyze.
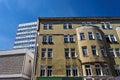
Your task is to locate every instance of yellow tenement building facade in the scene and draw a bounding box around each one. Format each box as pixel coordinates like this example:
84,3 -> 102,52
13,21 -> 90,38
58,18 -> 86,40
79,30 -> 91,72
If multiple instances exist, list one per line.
34,17 -> 120,80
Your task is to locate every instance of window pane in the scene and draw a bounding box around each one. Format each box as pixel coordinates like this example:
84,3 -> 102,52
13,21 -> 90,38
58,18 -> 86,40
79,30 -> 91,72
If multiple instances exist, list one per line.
66,66 -> 71,76
100,47 -> 106,56
48,35 -> 52,43
41,48 -> 46,58
80,33 -> 85,40
70,35 -> 74,42
95,65 -> 102,75
82,46 -> 88,56
72,66 -> 78,76
68,23 -> 73,29
88,32 -> 94,40
64,35 -> 68,43
43,24 -> 47,30
49,24 -> 52,29
40,66 -> 46,76
48,48 -> 52,58
47,66 -> 52,76
63,24 -> 67,29
109,48 -> 115,57
91,46 -> 97,56
115,48 -> 120,57
71,48 -> 76,58
42,36 -> 47,43
65,48 -> 69,58
85,65 -> 91,76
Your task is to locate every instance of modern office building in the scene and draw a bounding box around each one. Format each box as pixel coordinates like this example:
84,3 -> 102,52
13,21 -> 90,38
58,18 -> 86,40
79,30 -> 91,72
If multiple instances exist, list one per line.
0,48 -> 34,80
34,17 -> 120,80
14,22 -> 37,53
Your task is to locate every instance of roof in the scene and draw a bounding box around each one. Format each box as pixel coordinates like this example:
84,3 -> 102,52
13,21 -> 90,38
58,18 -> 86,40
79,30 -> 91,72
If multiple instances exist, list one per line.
0,48 -> 34,58
38,17 -> 120,21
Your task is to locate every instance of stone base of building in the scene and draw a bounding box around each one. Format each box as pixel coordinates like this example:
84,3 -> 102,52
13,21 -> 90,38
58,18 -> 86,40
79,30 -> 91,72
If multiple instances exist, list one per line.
36,77 -> 83,80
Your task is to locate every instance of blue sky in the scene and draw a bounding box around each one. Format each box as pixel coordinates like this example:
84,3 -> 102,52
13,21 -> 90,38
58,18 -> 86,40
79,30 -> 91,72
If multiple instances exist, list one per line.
0,0 -> 120,50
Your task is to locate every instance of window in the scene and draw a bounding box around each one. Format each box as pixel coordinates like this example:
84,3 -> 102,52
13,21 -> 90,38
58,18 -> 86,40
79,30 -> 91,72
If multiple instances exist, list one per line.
47,66 -> 52,77
48,35 -> 52,43
95,64 -> 102,75
87,22 -> 92,26
110,35 -> 117,42
85,65 -> 92,76
101,22 -> 107,29
63,24 -> 67,29
68,23 -> 73,29
48,48 -> 52,58
88,32 -> 94,40
42,35 -> 47,43
40,66 -> 46,76
115,48 -> 120,57
82,22 -> 86,26
109,48 -> 115,57
82,46 -> 88,56
66,66 -> 71,76
70,35 -> 74,42
41,48 -> 46,58
104,65 -> 110,75
105,35 -> 111,42
91,46 -> 97,56
49,24 -> 52,29
71,48 -> 76,58
65,48 -> 70,58
43,24 -> 47,30
96,32 -> 102,40
106,22 -> 112,29
100,47 -> 107,57
72,66 -> 78,76
115,69 -> 120,76
114,65 -> 120,76
80,33 -> 85,40
64,35 -> 69,43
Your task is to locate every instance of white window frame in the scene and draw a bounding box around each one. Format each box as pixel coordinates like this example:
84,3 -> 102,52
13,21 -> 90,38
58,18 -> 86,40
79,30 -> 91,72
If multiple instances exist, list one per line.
40,66 -> 46,77
66,66 -> 71,76
48,35 -> 52,43
64,35 -> 69,42
88,32 -> 94,40
65,48 -> 70,58
70,35 -> 75,42
71,48 -> 77,58
109,48 -> 115,58
85,65 -> 92,76
101,22 -> 107,29
49,24 -> 53,29
95,64 -> 103,76
82,22 -> 86,26
110,34 -> 117,42
100,47 -> 107,57
63,23 -> 67,29
72,66 -> 78,76
43,24 -> 48,30
48,48 -> 53,58
91,46 -> 98,56
42,35 -> 47,43
104,65 -> 111,75
115,48 -> 120,57
82,46 -> 88,56
80,33 -> 85,40
47,66 -> 52,77
41,48 -> 46,58
87,22 -> 92,26
106,22 -> 112,29
68,23 -> 73,29
96,32 -> 102,40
